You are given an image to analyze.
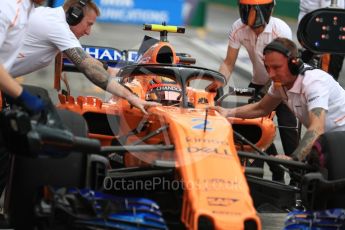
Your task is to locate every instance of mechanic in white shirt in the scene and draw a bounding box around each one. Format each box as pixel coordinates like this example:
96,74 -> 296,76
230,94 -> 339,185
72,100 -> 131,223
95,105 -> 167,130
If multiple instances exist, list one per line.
0,0 -> 45,113
0,0 -> 46,207
298,0 -> 345,81
10,0 -> 159,114
211,37 -> 345,162
218,0 -> 298,181
298,0 -> 344,22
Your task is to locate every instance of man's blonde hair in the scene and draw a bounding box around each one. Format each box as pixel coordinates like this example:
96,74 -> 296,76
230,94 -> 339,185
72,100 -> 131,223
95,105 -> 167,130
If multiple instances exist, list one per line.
63,0 -> 100,17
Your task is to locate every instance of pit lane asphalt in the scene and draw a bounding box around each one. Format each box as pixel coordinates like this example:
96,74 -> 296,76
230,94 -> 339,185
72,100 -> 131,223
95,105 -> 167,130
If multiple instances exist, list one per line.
18,4 -> 345,230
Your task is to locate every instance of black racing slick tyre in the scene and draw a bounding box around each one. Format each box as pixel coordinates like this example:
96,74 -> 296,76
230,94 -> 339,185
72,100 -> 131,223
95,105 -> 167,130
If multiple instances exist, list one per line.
56,109 -> 88,137
7,86 -> 90,229
318,131 -> 345,208
322,132 -> 345,180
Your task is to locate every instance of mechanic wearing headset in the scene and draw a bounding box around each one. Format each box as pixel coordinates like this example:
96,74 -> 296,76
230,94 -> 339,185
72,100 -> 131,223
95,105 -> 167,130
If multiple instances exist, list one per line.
9,0 -> 159,114
0,0 -> 46,202
0,0 -> 45,114
298,0 -> 344,22
218,0 -> 298,182
211,37 -> 345,163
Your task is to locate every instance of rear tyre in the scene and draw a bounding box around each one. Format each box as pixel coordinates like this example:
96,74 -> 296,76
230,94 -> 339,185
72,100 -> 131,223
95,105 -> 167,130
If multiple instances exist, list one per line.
7,86 -> 89,229
318,131 -> 345,208
56,109 -> 88,137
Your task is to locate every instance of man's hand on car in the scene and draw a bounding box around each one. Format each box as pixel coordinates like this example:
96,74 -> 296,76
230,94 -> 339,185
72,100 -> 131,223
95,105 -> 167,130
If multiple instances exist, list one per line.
208,105 -> 232,117
127,95 -> 161,114
275,154 -> 293,160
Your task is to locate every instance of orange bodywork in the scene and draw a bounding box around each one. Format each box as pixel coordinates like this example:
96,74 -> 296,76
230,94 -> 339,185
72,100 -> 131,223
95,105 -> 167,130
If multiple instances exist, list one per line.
229,115 -> 276,152
55,28 -> 277,229
57,98 -> 262,229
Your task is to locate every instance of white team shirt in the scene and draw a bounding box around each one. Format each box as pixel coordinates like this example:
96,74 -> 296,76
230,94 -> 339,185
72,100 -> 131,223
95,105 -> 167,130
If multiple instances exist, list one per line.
0,0 -> 33,71
268,68 -> 345,132
10,6 -> 82,77
299,0 -> 345,22
228,17 -> 292,85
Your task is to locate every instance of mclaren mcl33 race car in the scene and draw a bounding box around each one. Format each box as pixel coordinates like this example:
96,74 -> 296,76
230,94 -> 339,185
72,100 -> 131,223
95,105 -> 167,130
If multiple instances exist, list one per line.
54,23 -> 281,229
3,10 -> 345,229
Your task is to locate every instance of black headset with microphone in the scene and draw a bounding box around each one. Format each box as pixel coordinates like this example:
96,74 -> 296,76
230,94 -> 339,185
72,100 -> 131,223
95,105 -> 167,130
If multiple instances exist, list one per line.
66,0 -> 89,26
263,40 -> 312,76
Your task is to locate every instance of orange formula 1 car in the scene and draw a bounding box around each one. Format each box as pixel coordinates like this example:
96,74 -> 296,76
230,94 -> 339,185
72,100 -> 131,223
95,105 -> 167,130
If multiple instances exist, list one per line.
5,9 -> 345,230
51,24 -> 281,229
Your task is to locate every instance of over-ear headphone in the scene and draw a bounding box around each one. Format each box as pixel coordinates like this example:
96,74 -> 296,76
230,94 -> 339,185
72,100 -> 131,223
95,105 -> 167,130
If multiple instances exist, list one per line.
263,40 -> 305,76
66,0 -> 89,26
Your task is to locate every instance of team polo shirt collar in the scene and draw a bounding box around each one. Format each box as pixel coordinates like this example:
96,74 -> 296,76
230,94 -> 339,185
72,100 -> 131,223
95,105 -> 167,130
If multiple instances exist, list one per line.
286,75 -> 304,95
262,20 -> 273,34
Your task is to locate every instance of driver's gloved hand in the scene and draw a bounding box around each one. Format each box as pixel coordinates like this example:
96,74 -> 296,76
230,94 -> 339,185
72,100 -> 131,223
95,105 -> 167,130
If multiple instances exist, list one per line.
13,89 -> 45,115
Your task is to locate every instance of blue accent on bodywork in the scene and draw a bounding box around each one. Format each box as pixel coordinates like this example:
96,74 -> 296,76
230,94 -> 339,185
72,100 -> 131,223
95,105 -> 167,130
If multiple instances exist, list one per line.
63,46 -> 138,68
284,209 -> 345,229
53,188 -> 168,229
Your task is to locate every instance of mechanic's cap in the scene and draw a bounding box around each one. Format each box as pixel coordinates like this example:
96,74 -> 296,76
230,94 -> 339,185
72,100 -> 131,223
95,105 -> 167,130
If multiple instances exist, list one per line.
145,83 -> 182,105
238,0 -> 275,28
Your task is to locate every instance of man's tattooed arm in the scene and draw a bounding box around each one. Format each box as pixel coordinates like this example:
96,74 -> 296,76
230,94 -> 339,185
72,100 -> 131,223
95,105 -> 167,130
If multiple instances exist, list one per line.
63,47 -> 134,100
64,47 -> 110,90
292,107 -> 326,161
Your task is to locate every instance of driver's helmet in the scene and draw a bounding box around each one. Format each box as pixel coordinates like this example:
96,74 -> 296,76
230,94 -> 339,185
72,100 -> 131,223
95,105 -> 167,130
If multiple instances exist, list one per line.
145,76 -> 182,105
238,0 -> 275,28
